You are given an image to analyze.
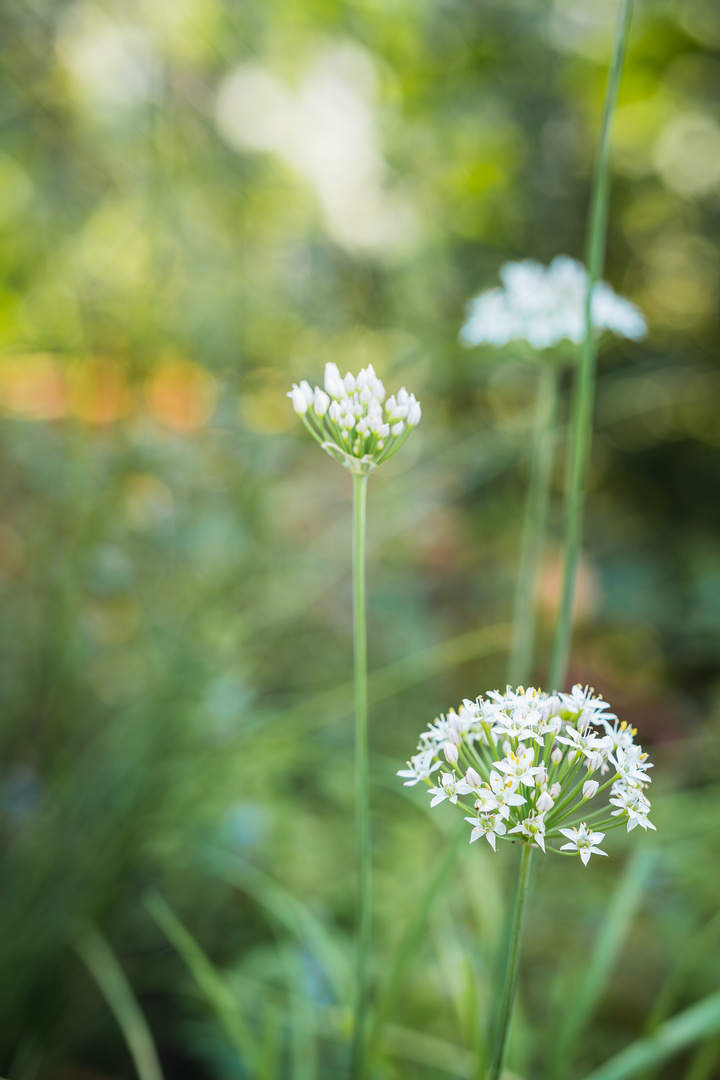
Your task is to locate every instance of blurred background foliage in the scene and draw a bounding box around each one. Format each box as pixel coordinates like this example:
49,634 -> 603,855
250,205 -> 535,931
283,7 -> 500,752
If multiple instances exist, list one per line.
0,0 -> 719,1077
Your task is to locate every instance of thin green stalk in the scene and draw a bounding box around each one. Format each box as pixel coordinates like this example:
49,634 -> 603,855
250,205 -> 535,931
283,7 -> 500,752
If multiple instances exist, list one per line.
487,844 -> 534,1080
549,0 -> 635,692
508,362 -> 559,688
350,471 -> 372,1080
75,925 -> 163,1080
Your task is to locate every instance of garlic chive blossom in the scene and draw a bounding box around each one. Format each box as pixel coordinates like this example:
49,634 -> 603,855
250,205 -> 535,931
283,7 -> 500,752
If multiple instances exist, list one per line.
459,255 -> 647,350
398,685 -> 655,866
288,363 -> 421,474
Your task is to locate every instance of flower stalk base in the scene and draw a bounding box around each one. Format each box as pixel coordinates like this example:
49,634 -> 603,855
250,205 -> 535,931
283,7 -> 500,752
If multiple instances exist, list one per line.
487,844 -> 534,1080
350,472 -> 372,1080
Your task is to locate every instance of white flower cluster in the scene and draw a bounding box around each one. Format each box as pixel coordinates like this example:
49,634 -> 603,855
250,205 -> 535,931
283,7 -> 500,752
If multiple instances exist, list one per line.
459,256 -> 647,350
288,363 -> 421,474
398,684 -> 655,865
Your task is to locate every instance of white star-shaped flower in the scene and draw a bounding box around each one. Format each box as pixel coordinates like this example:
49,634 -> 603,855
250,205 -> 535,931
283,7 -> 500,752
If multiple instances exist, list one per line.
559,823 -> 608,866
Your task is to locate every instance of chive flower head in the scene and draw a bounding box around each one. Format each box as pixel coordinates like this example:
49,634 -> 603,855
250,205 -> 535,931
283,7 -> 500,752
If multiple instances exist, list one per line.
288,362 -> 421,474
398,684 -> 655,864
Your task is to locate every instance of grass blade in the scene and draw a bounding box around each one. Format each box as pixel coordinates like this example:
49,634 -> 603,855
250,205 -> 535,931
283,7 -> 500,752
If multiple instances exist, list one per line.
578,991 -> 720,1080
75,925 -> 163,1080
545,850 -> 654,1080
205,850 -> 349,1003
370,826 -> 465,1045
144,891 -> 257,1070
683,1034 -> 720,1080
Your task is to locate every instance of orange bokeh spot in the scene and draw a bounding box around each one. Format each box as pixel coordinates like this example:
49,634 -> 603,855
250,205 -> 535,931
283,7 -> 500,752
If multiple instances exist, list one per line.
145,359 -> 217,433
0,354 -> 67,420
68,359 -> 133,424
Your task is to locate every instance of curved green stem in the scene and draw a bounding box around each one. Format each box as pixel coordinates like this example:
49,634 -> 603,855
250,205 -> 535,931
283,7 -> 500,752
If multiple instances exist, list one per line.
548,0 -> 635,692
508,362 -> 559,688
350,472 -> 372,1080
487,844 -> 534,1080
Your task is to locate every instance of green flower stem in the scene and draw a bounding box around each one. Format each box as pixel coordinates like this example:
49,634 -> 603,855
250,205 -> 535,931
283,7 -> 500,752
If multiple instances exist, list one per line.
485,8 -> 634,1079
547,775 -> 619,829
487,844 -> 535,1080
350,472 -> 372,1080
548,0 -> 635,693
508,362 -> 559,688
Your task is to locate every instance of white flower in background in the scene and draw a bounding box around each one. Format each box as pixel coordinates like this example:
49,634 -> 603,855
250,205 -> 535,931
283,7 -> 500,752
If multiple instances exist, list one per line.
215,47 -> 415,254
459,255 -> 647,350
397,684 -> 656,863
288,362 -> 420,473
560,823 -> 608,866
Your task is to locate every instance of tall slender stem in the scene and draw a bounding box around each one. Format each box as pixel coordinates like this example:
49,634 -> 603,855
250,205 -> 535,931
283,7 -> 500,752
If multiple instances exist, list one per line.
508,363 -> 559,688
549,0 -> 634,693
350,472 -> 371,1080
487,845 -> 534,1080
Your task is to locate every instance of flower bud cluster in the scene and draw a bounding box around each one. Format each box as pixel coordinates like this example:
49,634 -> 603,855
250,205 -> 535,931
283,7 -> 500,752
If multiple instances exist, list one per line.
398,684 -> 655,865
288,363 -> 421,474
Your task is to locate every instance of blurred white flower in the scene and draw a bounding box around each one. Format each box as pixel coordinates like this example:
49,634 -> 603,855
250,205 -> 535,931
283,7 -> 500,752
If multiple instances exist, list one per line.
460,255 -> 647,350
215,46 -> 415,253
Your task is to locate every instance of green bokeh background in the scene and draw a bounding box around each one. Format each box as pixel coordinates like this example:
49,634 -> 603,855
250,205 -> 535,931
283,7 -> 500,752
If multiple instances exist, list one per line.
1,0 -> 719,1077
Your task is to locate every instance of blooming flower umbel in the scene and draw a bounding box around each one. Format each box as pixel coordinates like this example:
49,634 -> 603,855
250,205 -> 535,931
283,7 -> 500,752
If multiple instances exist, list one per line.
288,362 -> 421,474
459,256 -> 647,350
398,685 -> 655,866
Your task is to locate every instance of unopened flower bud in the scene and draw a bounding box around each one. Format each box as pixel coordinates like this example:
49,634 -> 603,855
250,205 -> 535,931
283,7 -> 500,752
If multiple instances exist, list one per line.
550,782 -> 561,799
313,388 -> 330,416
583,780 -> 599,800
443,741 -> 459,764
551,747 -> 563,765
535,769 -> 548,788
299,380 -> 314,405
586,753 -> 603,772
466,766 -> 481,788
408,401 -> 422,426
288,385 -> 308,414
391,421 -> 404,436
536,791 -> 554,813
343,371 -> 356,393
324,362 -> 345,398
